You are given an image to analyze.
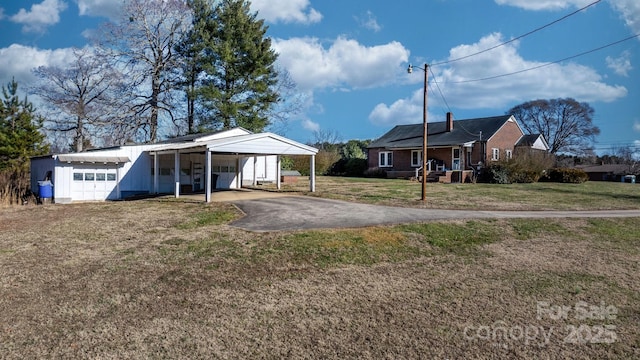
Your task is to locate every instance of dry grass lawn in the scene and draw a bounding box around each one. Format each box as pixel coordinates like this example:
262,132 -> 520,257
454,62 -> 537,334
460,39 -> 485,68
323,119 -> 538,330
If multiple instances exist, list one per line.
262,176 -> 640,210
1,194 -> 639,359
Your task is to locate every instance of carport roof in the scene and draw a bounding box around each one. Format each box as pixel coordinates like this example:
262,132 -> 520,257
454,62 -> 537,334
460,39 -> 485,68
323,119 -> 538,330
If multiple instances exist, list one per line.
149,132 -> 318,156
56,155 -> 130,164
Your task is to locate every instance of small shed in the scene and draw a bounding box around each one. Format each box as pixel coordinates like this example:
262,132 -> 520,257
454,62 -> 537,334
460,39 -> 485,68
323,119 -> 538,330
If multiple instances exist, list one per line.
281,170 -> 302,183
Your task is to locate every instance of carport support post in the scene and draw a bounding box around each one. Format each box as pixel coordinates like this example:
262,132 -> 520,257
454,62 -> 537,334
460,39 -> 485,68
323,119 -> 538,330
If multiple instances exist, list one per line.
253,156 -> 258,186
310,155 -> 316,192
153,153 -> 159,194
174,151 -> 180,198
116,166 -> 121,200
205,150 -> 212,203
276,155 -> 281,190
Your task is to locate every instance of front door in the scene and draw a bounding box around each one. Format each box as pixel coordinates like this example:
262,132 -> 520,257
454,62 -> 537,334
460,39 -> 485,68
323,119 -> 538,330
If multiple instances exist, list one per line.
452,148 -> 461,170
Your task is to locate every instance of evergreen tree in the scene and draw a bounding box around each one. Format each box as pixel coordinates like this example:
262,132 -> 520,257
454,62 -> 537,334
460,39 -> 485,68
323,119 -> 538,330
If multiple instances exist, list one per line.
0,78 -> 49,171
175,0 -> 215,134
198,0 -> 279,132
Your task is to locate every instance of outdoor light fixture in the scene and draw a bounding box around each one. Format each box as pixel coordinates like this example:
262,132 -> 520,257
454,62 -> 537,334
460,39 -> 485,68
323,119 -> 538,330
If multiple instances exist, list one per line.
407,63 -> 428,203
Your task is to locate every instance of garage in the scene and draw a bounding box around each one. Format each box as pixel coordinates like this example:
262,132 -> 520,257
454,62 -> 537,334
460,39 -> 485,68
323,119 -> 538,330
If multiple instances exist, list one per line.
30,128 -> 317,203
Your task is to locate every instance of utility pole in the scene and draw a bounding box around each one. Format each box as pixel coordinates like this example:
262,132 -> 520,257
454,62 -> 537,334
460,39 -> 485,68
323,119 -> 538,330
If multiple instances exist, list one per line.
408,63 -> 429,203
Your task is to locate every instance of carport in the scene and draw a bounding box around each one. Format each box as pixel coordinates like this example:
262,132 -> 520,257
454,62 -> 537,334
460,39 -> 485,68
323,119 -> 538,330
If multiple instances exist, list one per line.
148,132 -> 318,202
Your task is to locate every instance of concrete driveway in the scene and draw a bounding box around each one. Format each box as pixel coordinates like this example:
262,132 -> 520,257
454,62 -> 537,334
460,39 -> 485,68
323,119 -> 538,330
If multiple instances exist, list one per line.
230,195 -> 640,232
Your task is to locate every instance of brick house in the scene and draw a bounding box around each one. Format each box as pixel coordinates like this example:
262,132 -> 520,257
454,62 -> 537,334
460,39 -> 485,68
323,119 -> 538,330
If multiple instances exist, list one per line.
367,113 -> 548,182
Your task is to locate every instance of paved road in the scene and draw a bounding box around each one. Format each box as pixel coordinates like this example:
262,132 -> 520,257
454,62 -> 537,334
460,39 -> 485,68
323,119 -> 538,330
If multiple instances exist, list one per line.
230,196 -> 640,232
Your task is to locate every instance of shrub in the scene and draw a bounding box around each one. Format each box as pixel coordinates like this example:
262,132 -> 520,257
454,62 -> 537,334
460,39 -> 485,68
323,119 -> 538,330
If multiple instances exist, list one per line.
290,149 -> 341,176
478,150 -> 554,184
542,168 -> 589,183
0,168 -> 34,206
344,158 -> 368,177
479,163 -> 510,184
363,167 -> 387,178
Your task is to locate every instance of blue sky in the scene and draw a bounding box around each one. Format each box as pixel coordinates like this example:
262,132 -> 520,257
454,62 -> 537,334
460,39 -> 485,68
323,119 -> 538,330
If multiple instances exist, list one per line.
1,0 -> 639,154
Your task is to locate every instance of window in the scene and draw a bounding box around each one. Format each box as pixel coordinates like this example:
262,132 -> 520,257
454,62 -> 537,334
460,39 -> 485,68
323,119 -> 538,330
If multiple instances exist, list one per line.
107,173 -> 116,181
411,150 -> 422,167
85,173 -> 95,181
73,173 -> 83,181
379,151 -> 393,167
96,173 -> 106,181
491,148 -> 500,161
506,149 -> 513,160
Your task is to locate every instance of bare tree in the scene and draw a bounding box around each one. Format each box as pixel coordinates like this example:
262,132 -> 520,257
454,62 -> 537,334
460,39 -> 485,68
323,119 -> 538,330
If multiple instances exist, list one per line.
312,129 -> 342,150
266,68 -> 307,135
96,0 -> 191,142
508,98 -> 600,155
31,48 -> 126,152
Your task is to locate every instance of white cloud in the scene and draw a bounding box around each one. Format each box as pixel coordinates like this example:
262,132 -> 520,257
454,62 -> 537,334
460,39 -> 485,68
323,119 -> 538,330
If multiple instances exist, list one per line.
251,0 -> 322,24
610,0 -> 640,36
368,89 -> 441,126
494,0 -> 595,11
301,118 -> 320,132
496,0 -> 640,39
438,33 -> 627,107
0,7 -> 5,20
606,51 -> 633,76
10,0 -> 68,33
76,0 -> 123,20
356,11 -> 382,32
0,44 -> 76,90
272,36 -> 409,91
370,33 -> 628,126
634,121 -> 640,132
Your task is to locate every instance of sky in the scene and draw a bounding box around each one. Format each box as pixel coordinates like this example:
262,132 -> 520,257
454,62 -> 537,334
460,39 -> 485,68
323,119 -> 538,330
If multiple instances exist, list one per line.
0,0 -> 639,154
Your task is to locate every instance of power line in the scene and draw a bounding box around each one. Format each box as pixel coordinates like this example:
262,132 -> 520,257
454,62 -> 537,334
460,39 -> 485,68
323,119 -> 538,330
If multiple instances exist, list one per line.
428,66 -> 451,113
444,33 -> 640,84
431,0 -> 602,66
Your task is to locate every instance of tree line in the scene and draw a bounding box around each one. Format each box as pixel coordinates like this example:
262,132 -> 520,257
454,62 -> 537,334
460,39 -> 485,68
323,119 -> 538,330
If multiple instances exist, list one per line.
31,0 -> 288,152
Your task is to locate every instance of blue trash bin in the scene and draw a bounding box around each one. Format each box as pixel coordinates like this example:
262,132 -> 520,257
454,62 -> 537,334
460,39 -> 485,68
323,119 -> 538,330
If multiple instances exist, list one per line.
38,180 -> 53,199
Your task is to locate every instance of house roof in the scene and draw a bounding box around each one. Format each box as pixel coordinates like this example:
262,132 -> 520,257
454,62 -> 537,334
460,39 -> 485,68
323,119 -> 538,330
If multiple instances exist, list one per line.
149,131 -> 318,156
154,127 -> 253,144
576,164 -> 631,174
368,115 -> 514,149
516,133 -> 550,151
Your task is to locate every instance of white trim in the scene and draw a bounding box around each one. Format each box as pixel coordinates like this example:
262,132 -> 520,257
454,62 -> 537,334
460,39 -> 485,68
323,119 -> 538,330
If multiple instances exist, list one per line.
491,148 -> 500,161
411,150 -> 422,167
379,151 -> 393,167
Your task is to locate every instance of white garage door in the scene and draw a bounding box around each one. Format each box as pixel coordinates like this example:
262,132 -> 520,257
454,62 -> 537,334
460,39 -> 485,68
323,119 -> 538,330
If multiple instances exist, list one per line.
72,166 -> 118,201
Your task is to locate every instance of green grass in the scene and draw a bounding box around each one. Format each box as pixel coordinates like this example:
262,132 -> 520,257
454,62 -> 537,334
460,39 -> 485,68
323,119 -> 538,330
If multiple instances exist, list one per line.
283,176 -> 640,210
398,220 -> 501,255
507,270 -> 611,296
176,209 -> 238,229
584,218 -> 640,252
509,218 -> 577,240
276,227 -> 422,267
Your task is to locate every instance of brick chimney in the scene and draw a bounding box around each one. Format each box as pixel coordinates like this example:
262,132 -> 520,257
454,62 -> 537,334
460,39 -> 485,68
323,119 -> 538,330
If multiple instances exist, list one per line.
446,112 -> 454,132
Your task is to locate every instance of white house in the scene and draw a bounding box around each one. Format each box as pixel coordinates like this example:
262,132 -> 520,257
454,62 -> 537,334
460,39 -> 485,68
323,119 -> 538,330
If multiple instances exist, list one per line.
30,128 -> 318,203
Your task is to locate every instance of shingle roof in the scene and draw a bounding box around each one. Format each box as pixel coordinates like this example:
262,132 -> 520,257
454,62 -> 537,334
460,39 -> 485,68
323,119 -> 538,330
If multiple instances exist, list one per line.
516,134 -> 540,147
576,164 -> 631,174
154,130 -> 226,144
368,115 -> 513,149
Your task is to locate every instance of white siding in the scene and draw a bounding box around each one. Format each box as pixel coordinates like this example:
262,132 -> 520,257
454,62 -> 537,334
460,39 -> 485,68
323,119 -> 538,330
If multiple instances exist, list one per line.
241,155 -> 277,185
